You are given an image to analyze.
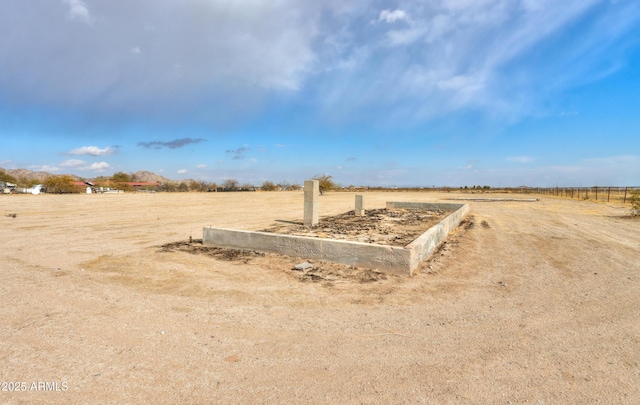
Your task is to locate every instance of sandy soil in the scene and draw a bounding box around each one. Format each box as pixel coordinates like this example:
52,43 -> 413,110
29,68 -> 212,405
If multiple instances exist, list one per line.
1,191 -> 639,404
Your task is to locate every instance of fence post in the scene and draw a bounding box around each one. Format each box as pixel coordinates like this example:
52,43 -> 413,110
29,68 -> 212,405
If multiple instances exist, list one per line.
624,187 -> 628,203
595,186 -> 598,201
607,187 -> 610,202
586,188 -> 589,199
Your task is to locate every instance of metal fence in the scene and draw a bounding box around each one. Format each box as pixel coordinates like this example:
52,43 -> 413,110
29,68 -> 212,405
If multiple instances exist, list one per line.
526,187 -> 638,204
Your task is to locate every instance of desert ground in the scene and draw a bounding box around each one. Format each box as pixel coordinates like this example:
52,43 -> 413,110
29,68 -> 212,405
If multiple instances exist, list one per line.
1,190 -> 639,404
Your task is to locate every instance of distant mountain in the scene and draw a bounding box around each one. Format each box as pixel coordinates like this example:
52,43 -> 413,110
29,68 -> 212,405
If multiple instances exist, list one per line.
130,171 -> 173,184
1,168 -> 81,183
0,168 -> 177,185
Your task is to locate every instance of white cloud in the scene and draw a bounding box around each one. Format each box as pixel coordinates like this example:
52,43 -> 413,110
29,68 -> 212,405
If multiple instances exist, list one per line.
63,0 -> 92,25
1,0 -> 638,129
177,169 -> 188,174
60,159 -> 86,167
379,10 -> 409,24
58,159 -> 110,172
196,164 -> 207,169
68,146 -> 117,156
314,0 -> 628,124
386,27 -> 426,46
87,162 -> 110,171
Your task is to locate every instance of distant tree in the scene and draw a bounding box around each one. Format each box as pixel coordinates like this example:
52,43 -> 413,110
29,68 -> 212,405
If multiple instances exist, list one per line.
208,182 -> 218,192
277,180 -> 291,191
289,183 -> 302,191
15,175 -> 40,188
630,189 -> 640,217
240,182 -> 254,191
195,181 -> 211,192
160,182 -> 177,192
261,180 -> 277,191
178,182 -> 189,192
189,180 -> 200,191
111,172 -> 132,183
43,175 -> 77,194
222,179 -> 239,191
312,174 -> 336,195
111,171 -> 133,191
0,170 -> 17,184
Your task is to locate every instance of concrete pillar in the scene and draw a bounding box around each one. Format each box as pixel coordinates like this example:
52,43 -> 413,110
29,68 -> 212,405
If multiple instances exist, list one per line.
355,194 -> 365,216
304,180 -> 319,227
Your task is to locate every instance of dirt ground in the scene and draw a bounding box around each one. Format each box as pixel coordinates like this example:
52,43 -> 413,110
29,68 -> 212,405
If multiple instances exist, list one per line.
1,191 -> 638,404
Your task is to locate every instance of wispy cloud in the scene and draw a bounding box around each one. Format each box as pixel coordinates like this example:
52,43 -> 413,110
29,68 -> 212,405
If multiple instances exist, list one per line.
177,169 -> 188,174
1,1 -> 637,129
62,0 -> 92,25
138,138 -> 206,150
87,162 -> 110,172
379,10 -> 409,24
60,159 -> 110,172
68,146 -> 117,156
313,0 -> 638,124
60,159 -> 86,167
196,164 -> 207,169
226,146 -> 250,160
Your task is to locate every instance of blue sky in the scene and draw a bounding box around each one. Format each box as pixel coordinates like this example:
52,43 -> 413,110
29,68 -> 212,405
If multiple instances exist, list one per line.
1,0 -> 639,187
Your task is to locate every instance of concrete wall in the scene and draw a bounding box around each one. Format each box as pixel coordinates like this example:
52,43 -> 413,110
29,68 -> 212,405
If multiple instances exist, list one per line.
203,227 -> 411,274
406,203 -> 469,271
203,201 -> 469,275
386,201 -> 465,211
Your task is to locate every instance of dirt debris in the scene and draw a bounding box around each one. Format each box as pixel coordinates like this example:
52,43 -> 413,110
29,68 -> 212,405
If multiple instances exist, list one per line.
157,239 -> 393,284
158,239 -> 265,263
261,208 -> 450,246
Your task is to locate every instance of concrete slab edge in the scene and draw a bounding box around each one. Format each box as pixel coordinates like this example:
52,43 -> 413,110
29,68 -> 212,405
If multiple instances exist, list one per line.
203,201 -> 470,276
203,227 -> 411,275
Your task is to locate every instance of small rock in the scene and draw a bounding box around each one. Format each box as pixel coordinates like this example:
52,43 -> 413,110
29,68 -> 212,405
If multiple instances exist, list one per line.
294,262 -> 313,271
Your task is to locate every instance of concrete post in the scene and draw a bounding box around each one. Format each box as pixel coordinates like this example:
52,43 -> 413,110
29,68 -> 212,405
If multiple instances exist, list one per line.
355,194 -> 365,216
304,180 -> 319,227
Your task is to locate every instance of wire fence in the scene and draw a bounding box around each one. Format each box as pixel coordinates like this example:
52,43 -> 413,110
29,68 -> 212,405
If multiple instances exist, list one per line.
524,186 -> 639,204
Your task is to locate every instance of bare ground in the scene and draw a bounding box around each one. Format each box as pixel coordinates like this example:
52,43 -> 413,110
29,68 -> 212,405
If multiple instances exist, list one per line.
1,191 -> 639,404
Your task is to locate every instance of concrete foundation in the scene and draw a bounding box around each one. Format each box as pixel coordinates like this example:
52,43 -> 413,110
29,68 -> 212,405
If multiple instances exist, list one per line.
355,195 -> 365,216
203,201 -> 469,275
303,180 -> 319,227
